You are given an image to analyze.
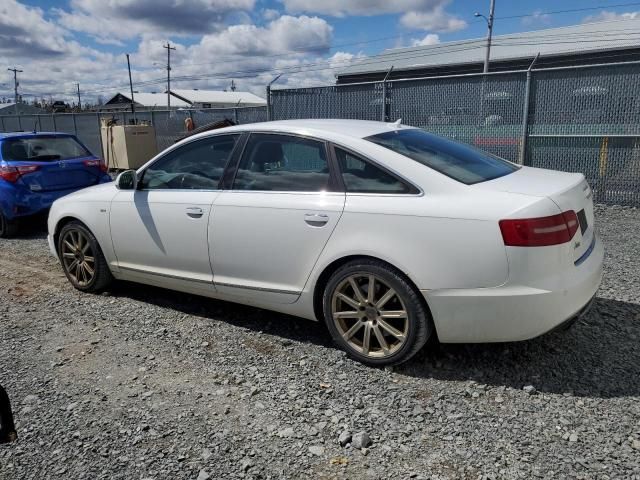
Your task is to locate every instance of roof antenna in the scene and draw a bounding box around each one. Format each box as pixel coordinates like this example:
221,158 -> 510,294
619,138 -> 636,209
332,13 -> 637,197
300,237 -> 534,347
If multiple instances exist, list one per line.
391,118 -> 402,128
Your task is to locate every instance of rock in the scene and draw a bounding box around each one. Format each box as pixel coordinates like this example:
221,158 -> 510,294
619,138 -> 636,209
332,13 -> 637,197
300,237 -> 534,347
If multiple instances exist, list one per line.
23,394 -> 39,404
278,427 -> 295,438
338,431 -> 352,447
202,449 -> 212,461
569,433 -> 579,442
308,445 -> 325,456
494,396 -> 505,403
631,439 -> 640,450
240,458 -> 254,472
523,385 -> 536,395
352,432 -> 372,449
197,470 -> 210,480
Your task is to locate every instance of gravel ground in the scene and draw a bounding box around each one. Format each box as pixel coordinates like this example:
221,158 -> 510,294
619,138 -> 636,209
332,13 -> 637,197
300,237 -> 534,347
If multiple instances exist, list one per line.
1,205 -> 639,480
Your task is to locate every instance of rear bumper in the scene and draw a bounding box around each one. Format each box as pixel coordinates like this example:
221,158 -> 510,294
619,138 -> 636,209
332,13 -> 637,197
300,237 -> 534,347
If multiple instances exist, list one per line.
1,181 -> 107,220
424,234 -> 604,343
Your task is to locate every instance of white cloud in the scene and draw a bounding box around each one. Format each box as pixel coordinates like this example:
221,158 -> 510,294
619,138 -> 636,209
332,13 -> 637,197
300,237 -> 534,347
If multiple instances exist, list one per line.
583,11 -> 640,23
281,0 -> 445,17
400,6 -> 467,32
521,9 -> 551,26
411,33 -> 440,46
55,0 -> 256,41
262,8 -> 280,21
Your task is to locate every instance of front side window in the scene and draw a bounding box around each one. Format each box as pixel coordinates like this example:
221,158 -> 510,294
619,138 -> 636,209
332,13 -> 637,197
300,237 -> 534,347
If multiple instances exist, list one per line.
366,129 -> 519,185
335,148 -> 409,194
233,134 -> 331,192
141,135 -> 239,190
1,136 -> 91,162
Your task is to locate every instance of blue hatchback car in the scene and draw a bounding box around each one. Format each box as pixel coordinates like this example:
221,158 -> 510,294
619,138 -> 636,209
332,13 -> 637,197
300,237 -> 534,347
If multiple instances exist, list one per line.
0,132 -> 112,237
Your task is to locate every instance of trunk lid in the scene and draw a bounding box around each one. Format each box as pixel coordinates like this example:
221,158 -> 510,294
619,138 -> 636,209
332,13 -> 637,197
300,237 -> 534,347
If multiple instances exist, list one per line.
15,157 -> 102,192
474,166 -> 595,262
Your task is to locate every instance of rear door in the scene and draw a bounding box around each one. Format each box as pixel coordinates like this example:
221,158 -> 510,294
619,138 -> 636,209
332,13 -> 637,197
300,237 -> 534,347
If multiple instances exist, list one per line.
210,132 -> 345,304
2,135 -> 102,192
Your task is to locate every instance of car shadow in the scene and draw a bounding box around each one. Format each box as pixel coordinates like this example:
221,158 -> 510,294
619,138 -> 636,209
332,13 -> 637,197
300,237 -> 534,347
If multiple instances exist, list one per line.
399,297 -> 640,399
108,281 -> 639,399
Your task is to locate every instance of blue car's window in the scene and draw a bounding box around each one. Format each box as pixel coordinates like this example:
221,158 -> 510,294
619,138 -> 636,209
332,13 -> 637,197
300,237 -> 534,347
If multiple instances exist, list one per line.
1,136 -> 91,162
366,129 -> 519,185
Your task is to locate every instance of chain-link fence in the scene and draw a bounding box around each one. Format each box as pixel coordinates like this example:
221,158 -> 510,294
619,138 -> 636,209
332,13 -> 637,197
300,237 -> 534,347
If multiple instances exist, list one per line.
0,106 -> 267,159
1,62 -> 639,205
268,61 -> 640,206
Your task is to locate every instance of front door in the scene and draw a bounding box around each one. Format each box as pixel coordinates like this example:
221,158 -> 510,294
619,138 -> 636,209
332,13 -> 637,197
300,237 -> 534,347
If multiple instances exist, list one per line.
210,133 -> 345,304
110,134 -> 241,290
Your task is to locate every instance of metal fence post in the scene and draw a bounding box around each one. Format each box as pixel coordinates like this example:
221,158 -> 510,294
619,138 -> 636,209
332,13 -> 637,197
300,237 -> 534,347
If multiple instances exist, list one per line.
52,114 -> 57,132
37,115 -> 42,132
96,113 -> 104,159
17,115 -> 22,131
0,116 -> 5,132
72,113 -> 78,136
234,108 -> 239,124
266,85 -> 272,121
381,66 -> 394,122
518,54 -> 540,166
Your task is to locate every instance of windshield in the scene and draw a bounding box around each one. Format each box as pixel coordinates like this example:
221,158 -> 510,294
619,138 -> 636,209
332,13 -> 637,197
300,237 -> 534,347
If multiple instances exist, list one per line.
366,129 -> 519,185
1,136 -> 91,162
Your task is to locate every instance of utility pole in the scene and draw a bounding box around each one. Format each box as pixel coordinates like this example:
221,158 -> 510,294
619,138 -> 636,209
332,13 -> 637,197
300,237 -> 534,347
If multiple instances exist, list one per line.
475,0 -> 496,73
75,83 -> 81,110
163,43 -> 176,110
7,68 -> 23,104
126,53 -> 136,120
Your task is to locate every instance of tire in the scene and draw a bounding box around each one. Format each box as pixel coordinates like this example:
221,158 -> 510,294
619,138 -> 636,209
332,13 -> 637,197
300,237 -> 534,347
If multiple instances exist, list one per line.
0,211 -> 18,239
322,259 -> 432,367
57,221 -> 113,293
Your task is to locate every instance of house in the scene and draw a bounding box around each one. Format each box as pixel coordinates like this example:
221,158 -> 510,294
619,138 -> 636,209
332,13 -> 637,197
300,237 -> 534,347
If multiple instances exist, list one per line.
101,92 -> 190,111
0,102 -> 46,116
336,17 -> 640,83
169,89 -> 267,108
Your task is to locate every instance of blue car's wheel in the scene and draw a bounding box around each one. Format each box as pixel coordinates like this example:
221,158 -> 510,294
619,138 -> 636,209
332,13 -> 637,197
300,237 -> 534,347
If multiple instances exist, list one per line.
0,211 -> 18,239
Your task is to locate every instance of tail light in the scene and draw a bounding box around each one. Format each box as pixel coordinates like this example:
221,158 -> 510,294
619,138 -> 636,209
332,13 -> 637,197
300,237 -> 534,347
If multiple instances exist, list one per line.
499,211 -> 579,247
84,159 -> 108,173
0,164 -> 40,183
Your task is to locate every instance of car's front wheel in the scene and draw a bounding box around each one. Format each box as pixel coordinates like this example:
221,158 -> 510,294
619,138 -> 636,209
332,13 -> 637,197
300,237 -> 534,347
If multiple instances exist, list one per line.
322,259 -> 432,367
0,211 -> 18,239
57,221 -> 113,293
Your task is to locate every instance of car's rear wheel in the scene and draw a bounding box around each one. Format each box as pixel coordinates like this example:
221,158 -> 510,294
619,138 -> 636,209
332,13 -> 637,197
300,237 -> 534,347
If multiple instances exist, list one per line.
58,221 -> 113,293
323,259 -> 432,367
0,211 -> 18,239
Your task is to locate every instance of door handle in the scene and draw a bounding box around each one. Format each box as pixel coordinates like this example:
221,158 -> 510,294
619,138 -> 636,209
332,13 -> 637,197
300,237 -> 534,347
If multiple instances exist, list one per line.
304,213 -> 329,227
186,207 -> 204,218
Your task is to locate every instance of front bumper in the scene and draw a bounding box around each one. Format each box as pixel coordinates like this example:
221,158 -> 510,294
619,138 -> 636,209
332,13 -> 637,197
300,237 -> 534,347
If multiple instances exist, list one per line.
423,235 -> 604,343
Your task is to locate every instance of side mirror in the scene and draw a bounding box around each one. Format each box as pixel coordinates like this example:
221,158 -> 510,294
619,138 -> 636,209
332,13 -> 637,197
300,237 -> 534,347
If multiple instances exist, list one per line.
116,170 -> 138,190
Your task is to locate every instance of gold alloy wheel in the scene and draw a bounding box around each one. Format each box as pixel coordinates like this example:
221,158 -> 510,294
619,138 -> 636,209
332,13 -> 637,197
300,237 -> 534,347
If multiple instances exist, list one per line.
331,273 -> 409,358
60,229 -> 96,287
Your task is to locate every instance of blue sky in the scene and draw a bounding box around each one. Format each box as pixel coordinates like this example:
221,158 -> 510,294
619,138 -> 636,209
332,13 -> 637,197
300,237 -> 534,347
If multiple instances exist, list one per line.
2,0 -> 639,102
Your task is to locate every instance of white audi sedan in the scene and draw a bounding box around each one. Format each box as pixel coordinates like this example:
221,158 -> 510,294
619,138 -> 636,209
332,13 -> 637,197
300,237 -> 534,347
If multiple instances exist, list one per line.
48,119 -> 603,366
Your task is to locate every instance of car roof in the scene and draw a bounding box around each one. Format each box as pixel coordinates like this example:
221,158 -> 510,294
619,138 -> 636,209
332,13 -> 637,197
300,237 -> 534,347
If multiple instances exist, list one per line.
203,119 -> 413,141
0,131 -> 74,140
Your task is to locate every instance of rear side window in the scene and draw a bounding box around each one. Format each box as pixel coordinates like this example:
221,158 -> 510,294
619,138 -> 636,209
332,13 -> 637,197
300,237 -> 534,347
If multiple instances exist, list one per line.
335,148 -> 410,194
233,134 -> 331,192
1,136 -> 91,162
366,129 -> 519,185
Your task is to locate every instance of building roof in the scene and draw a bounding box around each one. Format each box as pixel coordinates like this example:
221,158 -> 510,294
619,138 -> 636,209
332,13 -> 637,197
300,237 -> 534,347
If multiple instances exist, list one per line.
170,89 -> 266,105
104,92 -> 190,108
338,17 -> 640,77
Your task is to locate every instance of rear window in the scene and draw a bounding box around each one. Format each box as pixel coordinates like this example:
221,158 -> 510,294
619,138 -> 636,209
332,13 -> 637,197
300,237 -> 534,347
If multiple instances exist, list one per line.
366,129 -> 519,185
1,136 -> 91,162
